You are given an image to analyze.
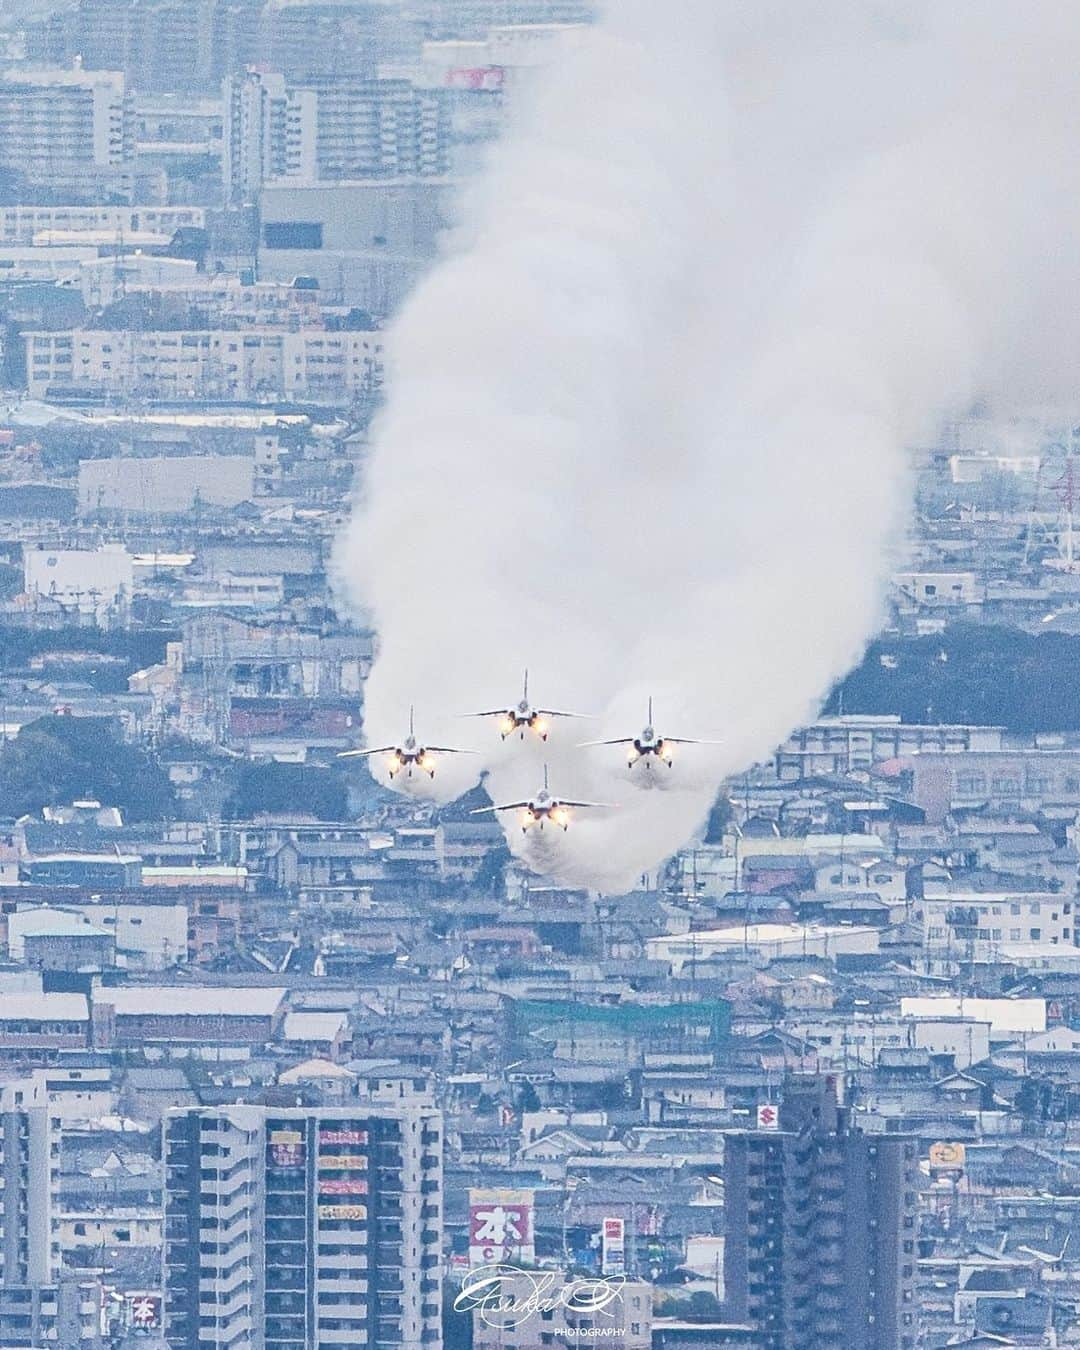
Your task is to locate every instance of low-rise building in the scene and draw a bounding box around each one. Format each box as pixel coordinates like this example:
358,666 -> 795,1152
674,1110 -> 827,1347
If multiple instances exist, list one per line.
24,328 -> 384,403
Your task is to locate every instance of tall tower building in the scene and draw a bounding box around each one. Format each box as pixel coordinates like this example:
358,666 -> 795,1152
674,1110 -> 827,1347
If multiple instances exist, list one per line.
223,69 -> 318,204
724,1077 -> 918,1350
0,1077 -> 58,1288
164,1104 -> 443,1349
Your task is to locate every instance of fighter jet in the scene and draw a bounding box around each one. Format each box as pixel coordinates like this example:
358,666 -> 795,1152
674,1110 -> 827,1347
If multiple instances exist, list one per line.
580,697 -> 721,768
470,766 -> 612,832
467,669 -> 589,741
337,708 -> 475,780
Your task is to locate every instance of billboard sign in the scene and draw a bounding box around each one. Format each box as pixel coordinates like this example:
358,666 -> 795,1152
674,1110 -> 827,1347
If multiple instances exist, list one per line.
469,1188 -> 534,1266
319,1178 -> 369,1195
601,1217 -> 626,1275
319,1129 -> 368,1145
929,1141 -> 966,1172
128,1293 -> 162,1331
318,1204 -> 368,1221
446,66 -> 505,91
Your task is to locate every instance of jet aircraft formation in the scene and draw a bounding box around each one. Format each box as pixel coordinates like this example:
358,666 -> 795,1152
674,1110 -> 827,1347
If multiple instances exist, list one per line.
339,672 -> 719,834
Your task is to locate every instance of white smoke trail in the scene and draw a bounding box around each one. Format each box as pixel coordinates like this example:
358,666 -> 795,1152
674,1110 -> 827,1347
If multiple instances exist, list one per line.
335,0 -> 1080,890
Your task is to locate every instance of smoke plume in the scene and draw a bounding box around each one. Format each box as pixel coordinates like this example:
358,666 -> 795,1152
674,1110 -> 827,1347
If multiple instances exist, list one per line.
335,0 -> 1080,890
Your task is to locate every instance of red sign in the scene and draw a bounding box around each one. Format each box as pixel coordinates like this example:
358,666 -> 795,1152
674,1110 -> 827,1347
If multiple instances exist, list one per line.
446,66 -> 505,91
468,1189 -> 534,1266
756,1104 -> 779,1129
129,1293 -> 162,1329
319,1129 -> 368,1145
319,1178 -> 369,1196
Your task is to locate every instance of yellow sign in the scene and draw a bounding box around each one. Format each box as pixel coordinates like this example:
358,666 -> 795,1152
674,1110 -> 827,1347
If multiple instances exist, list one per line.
318,1204 -> 367,1221
929,1142 -> 966,1171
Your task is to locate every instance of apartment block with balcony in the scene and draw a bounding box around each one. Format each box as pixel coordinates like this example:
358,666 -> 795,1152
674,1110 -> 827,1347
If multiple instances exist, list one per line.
723,1076 -> 918,1350
0,67 -> 135,202
164,1104 -> 442,1348
24,329 -> 384,404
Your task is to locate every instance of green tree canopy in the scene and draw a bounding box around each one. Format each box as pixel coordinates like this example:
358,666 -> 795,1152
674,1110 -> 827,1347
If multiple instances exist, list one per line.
0,715 -> 175,822
224,762 -> 348,820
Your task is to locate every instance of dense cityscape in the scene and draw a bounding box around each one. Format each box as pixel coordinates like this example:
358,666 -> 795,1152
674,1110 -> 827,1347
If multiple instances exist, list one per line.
0,3 -> 1078,1349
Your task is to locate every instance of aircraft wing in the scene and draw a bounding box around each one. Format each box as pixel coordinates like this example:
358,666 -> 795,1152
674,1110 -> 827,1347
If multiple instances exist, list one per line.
664,737 -> 725,745
471,801 -> 530,814
577,737 -> 633,748
337,746 -> 395,759
558,799 -> 615,810
536,708 -> 592,719
424,746 -> 478,755
463,708 -> 510,718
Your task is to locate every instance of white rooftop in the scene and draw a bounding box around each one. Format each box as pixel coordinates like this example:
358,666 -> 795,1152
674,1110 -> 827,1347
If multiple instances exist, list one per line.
0,993 -> 89,1022
283,1011 -> 347,1042
97,987 -> 285,1018
900,997 -> 1045,1034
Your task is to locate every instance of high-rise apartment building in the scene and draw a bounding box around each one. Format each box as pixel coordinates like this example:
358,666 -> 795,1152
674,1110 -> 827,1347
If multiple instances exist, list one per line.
223,70 -> 449,203
163,1104 -> 443,1349
723,1077 -> 918,1350
224,69 -> 318,204
24,0 -> 404,93
0,67 -> 134,203
24,0 -> 264,95
0,1077 -> 58,1288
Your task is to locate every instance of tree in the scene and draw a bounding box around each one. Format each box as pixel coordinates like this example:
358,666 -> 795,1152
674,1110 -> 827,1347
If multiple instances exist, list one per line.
0,715 -> 175,822
223,763 -> 348,820
703,793 -> 733,844
828,623 -> 1080,733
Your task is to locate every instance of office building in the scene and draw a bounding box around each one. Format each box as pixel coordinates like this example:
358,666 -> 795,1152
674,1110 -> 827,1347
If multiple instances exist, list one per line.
164,1104 -> 442,1347
257,180 -> 449,311
723,1076 -> 918,1350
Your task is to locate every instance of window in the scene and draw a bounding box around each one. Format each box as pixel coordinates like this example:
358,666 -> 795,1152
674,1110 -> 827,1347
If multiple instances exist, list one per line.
263,221 -> 323,249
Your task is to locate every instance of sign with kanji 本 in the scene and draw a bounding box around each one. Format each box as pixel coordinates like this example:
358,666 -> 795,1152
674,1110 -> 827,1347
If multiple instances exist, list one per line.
128,1293 -> 162,1330
468,1188 -> 534,1266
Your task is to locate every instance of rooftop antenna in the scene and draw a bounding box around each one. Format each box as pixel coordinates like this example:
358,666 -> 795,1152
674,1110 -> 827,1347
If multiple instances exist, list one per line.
1056,454 -> 1077,570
